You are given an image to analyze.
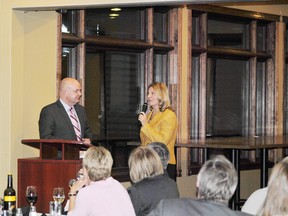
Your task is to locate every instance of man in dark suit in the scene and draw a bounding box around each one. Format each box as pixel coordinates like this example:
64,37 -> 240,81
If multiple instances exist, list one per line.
39,77 -> 95,144
148,155 -> 252,216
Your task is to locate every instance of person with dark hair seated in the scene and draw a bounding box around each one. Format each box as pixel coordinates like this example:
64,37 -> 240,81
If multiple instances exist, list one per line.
127,147 -> 179,216
148,155 -> 252,216
148,142 -> 170,176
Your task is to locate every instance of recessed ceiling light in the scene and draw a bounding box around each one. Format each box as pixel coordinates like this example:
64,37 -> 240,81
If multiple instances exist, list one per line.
111,8 -> 121,12
253,12 -> 264,19
109,13 -> 119,17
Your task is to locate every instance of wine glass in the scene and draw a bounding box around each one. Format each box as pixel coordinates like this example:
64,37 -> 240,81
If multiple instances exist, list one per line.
53,187 -> 65,204
25,186 -> 38,206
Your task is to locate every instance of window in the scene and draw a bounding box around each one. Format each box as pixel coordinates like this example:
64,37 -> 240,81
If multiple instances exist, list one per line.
60,7 -> 177,181
153,8 -> 168,43
207,15 -> 249,50
206,58 -> 248,137
85,8 -> 145,40
188,5 -> 279,174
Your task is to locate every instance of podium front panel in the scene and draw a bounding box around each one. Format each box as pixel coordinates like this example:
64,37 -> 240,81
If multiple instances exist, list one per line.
18,158 -> 82,213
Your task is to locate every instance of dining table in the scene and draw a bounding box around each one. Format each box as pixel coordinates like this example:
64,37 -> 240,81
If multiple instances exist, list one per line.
175,135 -> 288,209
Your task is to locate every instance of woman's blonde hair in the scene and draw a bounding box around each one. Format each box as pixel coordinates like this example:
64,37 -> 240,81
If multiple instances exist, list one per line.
128,147 -> 164,183
258,157 -> 288,216
83,146 -> 113,181
148,82 -> 171,112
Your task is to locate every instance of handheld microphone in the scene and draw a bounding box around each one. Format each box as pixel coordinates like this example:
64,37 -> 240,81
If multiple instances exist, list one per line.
68,179 -> 77,188
141,102 -> 148,113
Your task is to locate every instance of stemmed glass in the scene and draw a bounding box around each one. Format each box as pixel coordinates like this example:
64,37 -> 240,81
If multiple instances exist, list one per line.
53,187 -> 65,204
25,186 -> 38,206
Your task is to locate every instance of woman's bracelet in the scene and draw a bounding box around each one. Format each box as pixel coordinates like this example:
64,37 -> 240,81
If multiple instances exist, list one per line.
68,191 -> 78,197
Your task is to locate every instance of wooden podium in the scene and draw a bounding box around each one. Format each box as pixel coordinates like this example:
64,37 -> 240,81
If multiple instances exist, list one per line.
18,139 -> 92,213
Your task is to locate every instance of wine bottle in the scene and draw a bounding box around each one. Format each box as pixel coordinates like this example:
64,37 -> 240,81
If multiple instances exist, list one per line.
3,174 -> 16,212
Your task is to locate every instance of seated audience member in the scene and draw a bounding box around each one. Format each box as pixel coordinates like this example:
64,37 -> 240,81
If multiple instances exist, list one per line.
127,147 -> 179,216
67,146 -> 135,216
257,156 -> 288,216
148,142 -> 170,176
148,155 -> 251,216
241,187 -> 267,215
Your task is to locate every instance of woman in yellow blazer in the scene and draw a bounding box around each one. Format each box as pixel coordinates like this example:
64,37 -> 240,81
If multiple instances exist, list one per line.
138,82 -> 177,180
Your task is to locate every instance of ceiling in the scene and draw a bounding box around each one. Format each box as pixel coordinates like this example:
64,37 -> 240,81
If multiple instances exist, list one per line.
13,0 -> 287,11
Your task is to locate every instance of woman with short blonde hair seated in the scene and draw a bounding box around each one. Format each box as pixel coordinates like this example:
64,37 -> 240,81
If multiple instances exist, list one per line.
128,147 -> 179,216
68,146 -> 135,216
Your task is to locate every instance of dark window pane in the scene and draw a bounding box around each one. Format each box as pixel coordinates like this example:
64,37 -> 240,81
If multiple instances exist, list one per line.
62,47 -> 77,78
206,58 -> 248,137
256,61 -> 266,135
208,16 -> 249,49
85,8 -> 145,40
191,55 -> 200,138
192,15 -> 200,46
257,24 -> 267,52
62,10 -> 78,34
85,51 -> 144,140
153,9 -> 168,42
153,54 -> 168,82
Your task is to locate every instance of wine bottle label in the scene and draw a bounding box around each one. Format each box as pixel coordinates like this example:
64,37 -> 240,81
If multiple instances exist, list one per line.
4,196 -> 16,201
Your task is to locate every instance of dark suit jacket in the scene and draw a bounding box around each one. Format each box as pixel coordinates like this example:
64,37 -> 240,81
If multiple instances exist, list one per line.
39,100 -> 95,141
127,174 -> 179,216
148,198 -> 252,216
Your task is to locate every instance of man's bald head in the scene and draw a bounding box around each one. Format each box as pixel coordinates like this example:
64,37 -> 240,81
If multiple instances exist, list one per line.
59,77 -> 82,106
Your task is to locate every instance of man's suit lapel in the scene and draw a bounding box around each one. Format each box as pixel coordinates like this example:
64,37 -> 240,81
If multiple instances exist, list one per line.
56,100 -> 75,134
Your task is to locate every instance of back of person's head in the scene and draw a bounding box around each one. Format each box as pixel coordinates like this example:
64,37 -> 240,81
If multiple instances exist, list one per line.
128,146 -> 164,183
148,142 -> 170,169
197,155 -> 237,203
258,156 -> 288,216
83,146 -> 113,181
148,82 -> 171,111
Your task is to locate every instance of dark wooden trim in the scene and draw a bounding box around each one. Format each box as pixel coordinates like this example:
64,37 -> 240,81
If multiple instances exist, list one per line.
77,9 -> 86,103
257,52 -> 274,61
56,13 -> 62,91
153,42 -> 174,53
62,33 -> 85,45
208,47 -> 254,59
62,33 -> 84,44
189,4 -> 280,22
193,48 -> 272,61
207,47 -> 272,60
192,46 -> 206,55
85,35 -> 153,51
199,43 -> 207,141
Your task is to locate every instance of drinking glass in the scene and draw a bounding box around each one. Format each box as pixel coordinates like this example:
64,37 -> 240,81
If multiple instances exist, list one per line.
25,186 -> 38,206
53,187 -> 65,204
